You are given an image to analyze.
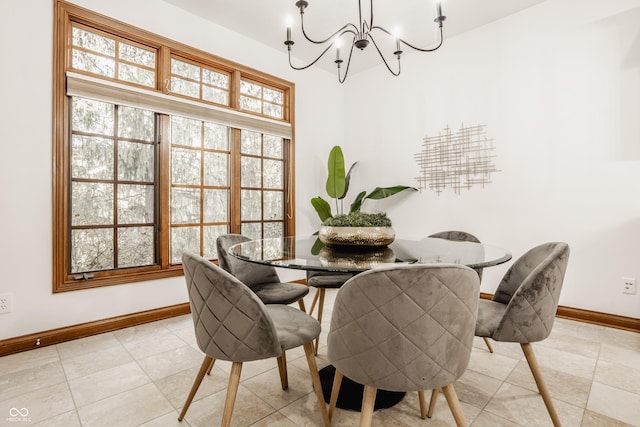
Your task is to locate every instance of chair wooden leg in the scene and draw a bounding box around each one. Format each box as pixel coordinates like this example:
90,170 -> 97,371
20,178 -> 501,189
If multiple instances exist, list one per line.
483,337 -> 494,353
276,352 -> 288,390
329,369 -> 343,421
360,385 -> 377,427
442,384 -> 467,427
314,288 -> 326,354
178,355 -> 214,421
418,390 -> 427,419
521,343 -> 561,427
309,288 -> 320,315
206,357 -> 215,375
427,388 -> 439,418
303,342 -> 331,427
221,361 -> 243,427
298,298 -> 306,313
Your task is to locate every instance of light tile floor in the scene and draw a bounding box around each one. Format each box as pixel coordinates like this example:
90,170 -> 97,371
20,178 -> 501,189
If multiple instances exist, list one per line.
1,289 -> 639,426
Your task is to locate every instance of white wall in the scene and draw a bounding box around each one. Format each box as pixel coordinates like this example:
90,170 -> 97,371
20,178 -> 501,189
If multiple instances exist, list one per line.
0,0 -> 344,339
342,0 -> 640,318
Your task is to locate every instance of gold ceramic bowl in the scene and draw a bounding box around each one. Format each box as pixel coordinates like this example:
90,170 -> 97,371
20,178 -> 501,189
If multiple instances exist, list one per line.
318,226 -> 395,248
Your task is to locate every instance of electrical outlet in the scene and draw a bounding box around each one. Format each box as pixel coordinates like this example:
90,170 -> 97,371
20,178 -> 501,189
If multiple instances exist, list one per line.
0,293 -> 13,314
622,277 -> 637,295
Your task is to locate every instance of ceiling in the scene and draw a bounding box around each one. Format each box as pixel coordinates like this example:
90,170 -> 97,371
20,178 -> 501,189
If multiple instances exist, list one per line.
163,0 -> 547,75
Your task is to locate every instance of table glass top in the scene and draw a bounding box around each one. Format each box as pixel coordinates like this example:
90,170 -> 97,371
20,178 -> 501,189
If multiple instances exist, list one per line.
229,236 -> 512,273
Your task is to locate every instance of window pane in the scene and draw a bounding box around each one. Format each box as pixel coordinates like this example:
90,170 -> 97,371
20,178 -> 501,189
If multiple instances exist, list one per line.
171,188 -> 200,224
118,106 -> 155,141
72,26 -> 115,56
263,191 -> 283,221
71,136 -> 114,180
202,68 -> 229,89
171,227 -> 200,264
117,184 -> 154,224
204,152 -> 228,186
264,103 -> 283,119
72,98 -> 114,136
241,223 -> 261,241
241,190 -> 261,221
71,229 -> 114,273
241,130 -> 261,155
240,95 -> 261,113
202,86 -> 229,105
118,63 -> 155,87
203,225 -> 228,259
263,159 -> 283,189
263,135 -> 283,159
240,80 -> 262,97
118,141 -> 154,182
171,58 -> 201,80
264,222 -> 283,238
241,157 -> 261,187
204,123 -> 228,150
72,50 -> 115,77
171,76 -> 199,98
263,88 -> 283,104
72,182 -> 114,226
172,148 -> 201,185
118,227 -> 154,267
119,42 -> 155,67
203,189 -> 228,223
172,116 -> 201,147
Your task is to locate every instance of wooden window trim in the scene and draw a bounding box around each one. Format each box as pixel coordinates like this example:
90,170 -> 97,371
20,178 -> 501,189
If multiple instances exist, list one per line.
53,0 -> 295,292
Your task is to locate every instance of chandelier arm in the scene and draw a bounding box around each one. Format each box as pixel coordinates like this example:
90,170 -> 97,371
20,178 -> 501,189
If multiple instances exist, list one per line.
288,42 -> 336,70
389,26 -> 445,53
369,33 -> 401,76
337,39 -> 356,83
300,13 -> 359,44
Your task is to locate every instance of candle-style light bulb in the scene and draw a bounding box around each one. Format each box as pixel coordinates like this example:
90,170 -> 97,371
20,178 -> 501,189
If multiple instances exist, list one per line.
286,15 -> 292,42
436,1 -> 443,18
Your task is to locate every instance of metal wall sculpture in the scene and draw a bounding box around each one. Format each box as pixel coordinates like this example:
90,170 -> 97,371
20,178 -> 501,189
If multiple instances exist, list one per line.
415,124 -> 498,195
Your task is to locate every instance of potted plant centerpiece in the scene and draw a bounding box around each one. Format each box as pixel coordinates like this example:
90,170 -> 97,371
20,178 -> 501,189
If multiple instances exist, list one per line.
311,145 -> 417,249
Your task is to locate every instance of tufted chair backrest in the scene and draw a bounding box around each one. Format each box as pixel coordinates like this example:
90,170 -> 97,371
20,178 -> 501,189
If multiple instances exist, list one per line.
328,264 -> 480,392
182,252 -> 281,362
491,242 -> 570,342
216,234 -> 280,286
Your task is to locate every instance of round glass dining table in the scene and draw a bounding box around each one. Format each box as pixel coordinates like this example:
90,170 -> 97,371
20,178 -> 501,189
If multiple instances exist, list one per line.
229,235 -> 512,411
229,235 -> 512,273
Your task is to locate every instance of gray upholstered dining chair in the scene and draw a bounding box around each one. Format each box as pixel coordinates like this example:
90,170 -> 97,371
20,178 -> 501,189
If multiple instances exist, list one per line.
178,252 -> 330,427
216,234 -> 309,311
475,241 -> 570,427
428,230 -> 495,352
327,264 -> 480,427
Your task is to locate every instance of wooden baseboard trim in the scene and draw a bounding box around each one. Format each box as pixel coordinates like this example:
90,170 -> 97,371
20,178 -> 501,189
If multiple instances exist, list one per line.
480,292 -> 640,333
0,303 -> 190,357
2,294 -> 638,358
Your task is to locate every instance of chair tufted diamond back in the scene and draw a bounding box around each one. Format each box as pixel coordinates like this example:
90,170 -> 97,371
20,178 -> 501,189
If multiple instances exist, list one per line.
476,241 -> 570,343
216,234 -> 309,307
183,251 -> 281,362
327,263 -> 479,426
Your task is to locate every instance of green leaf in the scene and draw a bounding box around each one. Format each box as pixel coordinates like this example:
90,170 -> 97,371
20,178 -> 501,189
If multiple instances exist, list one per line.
365,185 -> 418,200
311,197 -> 333,222
325,146 -> 346,199
349,191 -> 367,213
310,236 -> 325,255
339,161 -> 358,200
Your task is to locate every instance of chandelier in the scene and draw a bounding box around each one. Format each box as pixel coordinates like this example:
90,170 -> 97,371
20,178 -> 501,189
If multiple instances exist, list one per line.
284,0 -> 446,83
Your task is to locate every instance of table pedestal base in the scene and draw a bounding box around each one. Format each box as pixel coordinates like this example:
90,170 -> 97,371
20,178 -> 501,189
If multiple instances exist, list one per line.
319,365 -> 405,411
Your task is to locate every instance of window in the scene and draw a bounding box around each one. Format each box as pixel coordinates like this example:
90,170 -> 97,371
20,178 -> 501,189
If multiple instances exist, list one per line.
53,1 -> 295,292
